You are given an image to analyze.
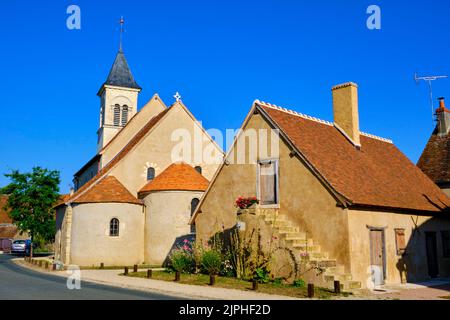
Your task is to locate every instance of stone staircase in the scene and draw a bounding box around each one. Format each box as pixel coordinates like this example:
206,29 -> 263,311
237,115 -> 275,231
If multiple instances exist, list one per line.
258,208 -> 361,291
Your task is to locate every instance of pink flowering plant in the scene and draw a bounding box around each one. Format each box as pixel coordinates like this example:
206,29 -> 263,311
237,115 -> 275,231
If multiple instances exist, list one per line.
235,196 -> 259,209
169,239 -> 195,273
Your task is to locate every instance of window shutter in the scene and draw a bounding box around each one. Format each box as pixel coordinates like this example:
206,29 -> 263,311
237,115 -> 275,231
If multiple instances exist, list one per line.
113,105 -> 120,126
121,106 -> 129,126
395,229 -> 406,255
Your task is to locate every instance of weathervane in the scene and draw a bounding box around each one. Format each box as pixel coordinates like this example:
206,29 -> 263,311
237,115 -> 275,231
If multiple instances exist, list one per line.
119,16 -> 125,52
415,73 -> 448,124
174,92 -> 182,102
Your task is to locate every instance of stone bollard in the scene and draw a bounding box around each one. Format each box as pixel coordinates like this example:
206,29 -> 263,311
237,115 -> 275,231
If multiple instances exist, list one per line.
308,283 -> 315,298
133,264 -> 138,273
334,280 -> 341,294
147,269 -> 152,278
124,266 -> 129,275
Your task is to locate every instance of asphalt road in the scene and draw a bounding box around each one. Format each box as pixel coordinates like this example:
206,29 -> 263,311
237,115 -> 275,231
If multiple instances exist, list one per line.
0,254 -> 182,300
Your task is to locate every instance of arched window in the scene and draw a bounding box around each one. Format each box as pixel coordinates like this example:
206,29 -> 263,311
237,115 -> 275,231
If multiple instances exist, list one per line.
110,218 -> 119,237
190,198 -> 200,234
121,105 -> 129,126
147,167 -> 156,181
194,166 -> 202,175
113,105 -> 121,126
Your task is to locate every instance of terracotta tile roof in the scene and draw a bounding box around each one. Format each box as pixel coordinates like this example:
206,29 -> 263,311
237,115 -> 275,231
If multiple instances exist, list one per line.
417,128 -> 450,186
73,176 -> 142,205
62,108 -> 170,206
138,163 -> 209,195
0,195 -> 12,224
258,102 -> 450,213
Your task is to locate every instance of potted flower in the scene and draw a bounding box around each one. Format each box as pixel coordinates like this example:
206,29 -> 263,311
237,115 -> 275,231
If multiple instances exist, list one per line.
235,196 -> 259,215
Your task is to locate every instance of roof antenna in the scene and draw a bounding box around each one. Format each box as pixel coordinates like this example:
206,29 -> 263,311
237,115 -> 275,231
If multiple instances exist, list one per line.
415,73 -> 448,125
119,16 -> 125,52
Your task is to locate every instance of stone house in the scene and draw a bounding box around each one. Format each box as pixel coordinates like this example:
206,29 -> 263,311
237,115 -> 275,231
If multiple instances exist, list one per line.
191,82 -> 450,290
0,195 -> 29,252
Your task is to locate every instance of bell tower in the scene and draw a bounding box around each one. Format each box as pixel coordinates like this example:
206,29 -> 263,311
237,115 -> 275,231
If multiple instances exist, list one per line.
97,18 -> 141,151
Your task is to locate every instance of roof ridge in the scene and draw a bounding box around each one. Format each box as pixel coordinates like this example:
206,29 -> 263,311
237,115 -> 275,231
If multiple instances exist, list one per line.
256,100 -> 334,126
256,100 -> 393,144
360,132 -> 393,144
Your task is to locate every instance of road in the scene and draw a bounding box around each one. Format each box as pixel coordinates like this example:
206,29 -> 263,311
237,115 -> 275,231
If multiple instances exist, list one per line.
0,254 -> 182,300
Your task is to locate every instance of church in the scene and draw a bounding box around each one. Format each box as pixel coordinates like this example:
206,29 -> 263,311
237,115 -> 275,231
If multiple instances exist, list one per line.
54,44 -> 222,267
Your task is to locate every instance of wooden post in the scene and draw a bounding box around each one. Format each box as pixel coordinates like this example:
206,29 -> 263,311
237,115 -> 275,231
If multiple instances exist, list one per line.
100,263 -> 104,269
210,274 -> 216,286
252,280 -> 259,291
52,263 -> 56,271
308,283 -> 315,298
38,261 -> 42,267
133,264 -> 138,273
124,266 -> 129,275
334,280 -> 341,294
147,269 -> 152,278
45,262 -> 49,269
175,271 -> 181,282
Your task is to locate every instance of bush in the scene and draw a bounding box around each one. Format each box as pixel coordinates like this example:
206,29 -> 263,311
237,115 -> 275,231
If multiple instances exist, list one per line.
170,248 -> 195,273
253,267 -> 270,283
201,250 -> 222,275
293,279 -> 306,288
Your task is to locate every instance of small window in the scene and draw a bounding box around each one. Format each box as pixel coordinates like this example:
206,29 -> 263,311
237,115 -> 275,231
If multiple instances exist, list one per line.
190,198 -> 200,234
121,105 -> 129,126
110,218 -> 119,237
395,229 -> 406,256
194,166 -> 202,175
113,105 -> 121,126
258,160 -> 279,206
147,167 -> 156,181
442,231 -> 450,258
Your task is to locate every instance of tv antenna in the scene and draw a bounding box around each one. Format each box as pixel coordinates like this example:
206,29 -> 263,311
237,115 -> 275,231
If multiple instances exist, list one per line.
415,73 -> 448,124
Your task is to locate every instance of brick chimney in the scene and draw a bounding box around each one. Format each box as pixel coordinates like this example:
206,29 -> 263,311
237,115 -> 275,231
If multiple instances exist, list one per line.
332,82 -> 361,147
436,97 -> 450,136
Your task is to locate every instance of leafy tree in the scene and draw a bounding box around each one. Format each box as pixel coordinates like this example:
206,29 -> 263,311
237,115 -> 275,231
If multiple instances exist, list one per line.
1,167 -> 60,255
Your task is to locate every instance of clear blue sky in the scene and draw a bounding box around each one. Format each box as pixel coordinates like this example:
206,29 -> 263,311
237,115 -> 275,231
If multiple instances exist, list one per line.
0,0 -> 449,193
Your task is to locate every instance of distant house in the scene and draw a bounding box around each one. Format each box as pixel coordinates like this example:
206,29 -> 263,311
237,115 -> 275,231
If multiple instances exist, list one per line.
0,195 -> 28,252
192,82 -> 450,289
418,97 -> 450,196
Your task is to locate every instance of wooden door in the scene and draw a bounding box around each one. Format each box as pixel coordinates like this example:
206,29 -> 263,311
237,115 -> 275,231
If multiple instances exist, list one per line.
370,229 -> 385,286
425,232 -> 439,278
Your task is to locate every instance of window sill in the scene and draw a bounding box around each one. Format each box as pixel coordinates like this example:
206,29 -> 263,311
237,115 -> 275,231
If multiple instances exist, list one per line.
258,204 -> 280,209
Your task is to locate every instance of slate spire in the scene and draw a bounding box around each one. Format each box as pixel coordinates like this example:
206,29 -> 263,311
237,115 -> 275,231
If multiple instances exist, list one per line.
101,50 -> 141,91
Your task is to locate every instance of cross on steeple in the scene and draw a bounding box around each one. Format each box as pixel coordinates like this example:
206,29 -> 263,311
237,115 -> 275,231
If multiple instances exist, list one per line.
119,16 -> 125,52
174,92 -> 182,102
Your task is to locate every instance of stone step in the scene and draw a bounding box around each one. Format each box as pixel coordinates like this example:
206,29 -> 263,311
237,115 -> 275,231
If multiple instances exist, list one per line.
272,220 -> 291,228
302,251 -> 328,260
287,239 -> 314,247
309,259 -> 337,268
325,266 -> 345,274
340,280 -> 362,291
284,232 -> 307,240
292,244 -> 321,252
324,273 -> 353,283
277,226 -> 300,234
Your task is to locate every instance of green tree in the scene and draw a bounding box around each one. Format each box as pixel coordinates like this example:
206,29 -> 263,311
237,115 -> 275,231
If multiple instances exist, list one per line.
1,167 -> 60,256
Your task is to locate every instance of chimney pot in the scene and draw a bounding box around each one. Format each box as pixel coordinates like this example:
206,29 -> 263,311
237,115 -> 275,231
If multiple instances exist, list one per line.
436,97 -> 450,136
332,82 -> 361,147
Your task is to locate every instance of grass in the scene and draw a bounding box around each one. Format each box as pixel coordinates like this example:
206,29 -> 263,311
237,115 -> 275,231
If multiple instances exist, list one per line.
125,270 -> 351,299
80,264 -> 162,270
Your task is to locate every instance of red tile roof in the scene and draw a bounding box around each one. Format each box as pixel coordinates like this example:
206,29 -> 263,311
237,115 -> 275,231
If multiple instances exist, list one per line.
73,176 -> 142,205
0,195 -> 12,224
139,163 -> 209,196
417,128 -> 450,186
62,108 -> 170,206
258,102 -> 450,213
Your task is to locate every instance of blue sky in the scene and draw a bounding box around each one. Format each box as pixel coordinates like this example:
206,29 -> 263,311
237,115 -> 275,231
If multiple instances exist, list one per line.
0,0 -> 449,193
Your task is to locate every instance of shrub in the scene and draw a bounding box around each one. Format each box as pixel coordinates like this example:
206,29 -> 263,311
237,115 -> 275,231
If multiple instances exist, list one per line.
201,250 -> 222,275
253,267 -> 270,283
170,248 -> 195,273
293,279 -> 306,288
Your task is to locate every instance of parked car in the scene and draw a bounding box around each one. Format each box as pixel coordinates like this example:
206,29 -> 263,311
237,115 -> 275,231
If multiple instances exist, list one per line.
11,240 -> 27,254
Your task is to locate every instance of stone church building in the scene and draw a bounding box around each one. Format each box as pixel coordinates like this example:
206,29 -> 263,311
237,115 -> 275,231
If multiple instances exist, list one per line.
54,48 -> 222,266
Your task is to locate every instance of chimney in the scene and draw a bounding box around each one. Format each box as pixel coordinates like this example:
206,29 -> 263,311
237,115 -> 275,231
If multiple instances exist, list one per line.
332,82 -> 361,147
436,97 -> 450,136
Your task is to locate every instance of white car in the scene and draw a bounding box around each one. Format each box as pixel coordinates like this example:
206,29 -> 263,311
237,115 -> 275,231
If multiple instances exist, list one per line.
11,240 -> 27,254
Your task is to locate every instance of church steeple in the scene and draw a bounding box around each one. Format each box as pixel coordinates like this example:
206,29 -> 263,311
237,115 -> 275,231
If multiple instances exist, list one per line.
97,17 -> 141,152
